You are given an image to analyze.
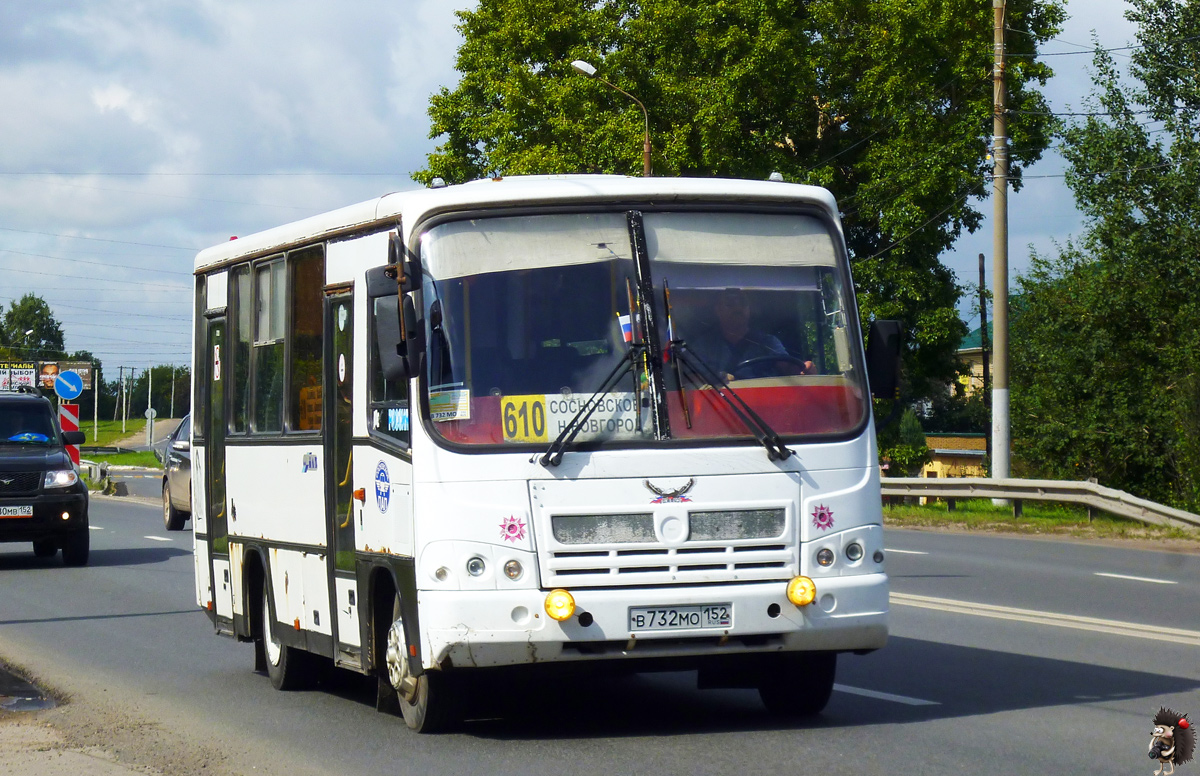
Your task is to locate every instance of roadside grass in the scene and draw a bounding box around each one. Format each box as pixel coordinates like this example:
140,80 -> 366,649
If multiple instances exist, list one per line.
79,419 -> 147,447
85,450 -> 162,469
884,497 -> 1199,542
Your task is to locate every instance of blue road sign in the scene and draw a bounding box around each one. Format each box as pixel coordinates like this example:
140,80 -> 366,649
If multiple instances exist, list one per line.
55,370 -> 84,400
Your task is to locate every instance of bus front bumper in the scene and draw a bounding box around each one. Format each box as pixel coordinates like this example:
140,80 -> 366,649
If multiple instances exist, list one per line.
417,573 -> 888,670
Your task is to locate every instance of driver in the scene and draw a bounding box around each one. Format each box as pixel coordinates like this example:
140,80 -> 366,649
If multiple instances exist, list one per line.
688,288 -> 813,381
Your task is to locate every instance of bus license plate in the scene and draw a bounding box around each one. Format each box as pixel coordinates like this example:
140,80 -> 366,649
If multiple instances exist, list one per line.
0,505 -> 33,518
629,604 -> 732,632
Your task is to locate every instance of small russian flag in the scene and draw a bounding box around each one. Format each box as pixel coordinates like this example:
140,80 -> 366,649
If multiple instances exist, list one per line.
617,313 -> 633,343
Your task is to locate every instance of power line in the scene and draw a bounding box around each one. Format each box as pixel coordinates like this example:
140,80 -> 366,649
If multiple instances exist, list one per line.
0,248 -> 192,275
0,226 -> 198,251
0,264 -> 188,290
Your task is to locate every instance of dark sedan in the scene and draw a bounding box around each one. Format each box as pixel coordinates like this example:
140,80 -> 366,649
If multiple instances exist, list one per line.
159,414 -> 191,531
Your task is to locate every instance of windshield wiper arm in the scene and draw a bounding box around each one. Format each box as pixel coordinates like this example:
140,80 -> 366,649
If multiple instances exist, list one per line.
539,346 -> 641,467
672,343 -> 793,461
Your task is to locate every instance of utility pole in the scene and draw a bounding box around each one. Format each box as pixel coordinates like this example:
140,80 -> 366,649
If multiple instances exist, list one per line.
146,365 -> 154,447
116,366 -> 125,427
169,365 -> 176,420
979,253 -> 991,463
991,0 -> 1010,485
92,359 -> 99,443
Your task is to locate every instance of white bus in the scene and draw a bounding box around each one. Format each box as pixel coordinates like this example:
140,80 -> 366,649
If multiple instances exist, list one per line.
191,175 -> 901,732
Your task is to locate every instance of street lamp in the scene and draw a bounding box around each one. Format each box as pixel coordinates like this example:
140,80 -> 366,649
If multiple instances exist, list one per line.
570,59 -> 652,177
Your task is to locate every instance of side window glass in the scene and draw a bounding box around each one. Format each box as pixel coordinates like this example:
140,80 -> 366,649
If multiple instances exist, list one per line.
193,277 -> 207,438
253,259 -> 285,432
369,296 -> 410,446
230,265 -> 251,433
289,246 -> 325,431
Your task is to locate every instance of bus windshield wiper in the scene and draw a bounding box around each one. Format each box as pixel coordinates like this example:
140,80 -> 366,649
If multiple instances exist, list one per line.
539,346 -> 641,468
671,343 -> 793,461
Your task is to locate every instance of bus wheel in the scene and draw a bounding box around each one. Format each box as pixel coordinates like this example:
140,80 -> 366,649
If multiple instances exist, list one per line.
757,651 -> 837,717
384,596 -> 458,733
262,584 -> 309,690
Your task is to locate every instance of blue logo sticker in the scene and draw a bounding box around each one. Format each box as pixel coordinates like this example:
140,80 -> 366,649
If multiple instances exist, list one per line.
375,461 -> 390,513
301,453 -> 319,473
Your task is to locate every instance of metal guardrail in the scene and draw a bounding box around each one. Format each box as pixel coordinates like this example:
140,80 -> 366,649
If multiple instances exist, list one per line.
879,477 -> 1200,530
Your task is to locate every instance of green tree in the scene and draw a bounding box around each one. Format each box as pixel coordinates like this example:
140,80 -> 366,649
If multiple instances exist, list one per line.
1011,0 -> 1200,507
1,294 -> 66,361
417,0 -> 1065,399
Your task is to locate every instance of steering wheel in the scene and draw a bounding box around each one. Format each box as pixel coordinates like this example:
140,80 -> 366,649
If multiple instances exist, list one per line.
731,354 -> 812,379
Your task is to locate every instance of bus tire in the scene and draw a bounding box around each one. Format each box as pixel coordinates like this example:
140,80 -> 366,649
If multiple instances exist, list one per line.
384,595 -> 459,733
757,651 -> 837,717
262,584 -> 310,691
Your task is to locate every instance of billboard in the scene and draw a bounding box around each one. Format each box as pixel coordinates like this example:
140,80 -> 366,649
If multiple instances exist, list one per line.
38,361 -> 94,390
0,362 -> 38,390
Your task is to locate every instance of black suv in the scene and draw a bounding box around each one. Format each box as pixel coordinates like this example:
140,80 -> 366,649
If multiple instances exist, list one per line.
0,388 -> 89,565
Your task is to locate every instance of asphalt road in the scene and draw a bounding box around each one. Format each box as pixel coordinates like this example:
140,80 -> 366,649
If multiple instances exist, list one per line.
1,499 -> 1198,776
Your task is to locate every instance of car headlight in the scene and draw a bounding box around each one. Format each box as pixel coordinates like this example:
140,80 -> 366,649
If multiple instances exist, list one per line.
44,469 -> 78,489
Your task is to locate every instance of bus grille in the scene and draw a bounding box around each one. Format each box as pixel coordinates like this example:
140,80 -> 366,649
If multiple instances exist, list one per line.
542,508 -> 794,587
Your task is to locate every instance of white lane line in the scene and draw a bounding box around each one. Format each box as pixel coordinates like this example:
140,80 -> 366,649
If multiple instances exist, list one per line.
143,535 -> 171,542
88,526 -> 104,531
891,592 -> 1200,647
884,548 -> 927,555
1094,572 -> 1177,585
833,684 -> 940,706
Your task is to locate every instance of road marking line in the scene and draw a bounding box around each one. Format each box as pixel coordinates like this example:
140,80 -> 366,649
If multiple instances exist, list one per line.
884,548 -> 928,555
891,592 -> 1200,647
144,535 -> 171,542
88,526 -> 104,531
1093,572 -> 1176,585
833,684 -> 939,706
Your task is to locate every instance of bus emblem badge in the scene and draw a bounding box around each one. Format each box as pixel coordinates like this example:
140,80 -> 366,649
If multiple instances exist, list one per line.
375,462 -> 390,513
500,515 -> 526,542
812,504 -> 834,531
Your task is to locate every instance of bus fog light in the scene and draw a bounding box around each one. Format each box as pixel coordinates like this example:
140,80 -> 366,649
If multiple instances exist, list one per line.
434,566 -> 450,582
503,560 -> 523,580
845,542 -> 864,562
466,557 -> 486,577
873,550 -> 885,563
544,589 -> 575,621
61,512 -> 71,520
786,576 -> 817,606
816,548 -> 834,567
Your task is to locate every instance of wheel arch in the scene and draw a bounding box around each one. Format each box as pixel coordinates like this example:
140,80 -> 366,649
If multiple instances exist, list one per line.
362,558 -> 423,678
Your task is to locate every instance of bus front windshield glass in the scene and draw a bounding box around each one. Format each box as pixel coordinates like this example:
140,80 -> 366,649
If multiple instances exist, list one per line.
645,211 -> 867,440
420,210 -> 867,447
420,213 -> 652,446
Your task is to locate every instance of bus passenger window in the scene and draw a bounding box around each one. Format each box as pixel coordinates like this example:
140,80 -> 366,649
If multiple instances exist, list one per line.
289,247 -> 324,432
369,296 -> 410,446
230,265 -> 251,433
253,259 -> 285,433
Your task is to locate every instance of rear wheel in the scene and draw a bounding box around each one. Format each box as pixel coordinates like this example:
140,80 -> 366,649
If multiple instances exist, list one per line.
382,594 -> 461,732
163,480 -> 187,531
32,540 -> 57,558
261,584 -> 311,690
61,529 -> 89,567
757,651 -> 837,717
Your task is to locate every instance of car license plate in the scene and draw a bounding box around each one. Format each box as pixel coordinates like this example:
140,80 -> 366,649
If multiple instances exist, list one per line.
0,505 -> 33,518
629,603 -> 732,632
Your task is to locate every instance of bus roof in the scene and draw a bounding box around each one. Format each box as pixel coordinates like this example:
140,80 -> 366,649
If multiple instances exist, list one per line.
193,175 -> 840,273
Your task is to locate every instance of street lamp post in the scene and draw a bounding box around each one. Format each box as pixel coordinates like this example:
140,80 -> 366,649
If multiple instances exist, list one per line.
571,60 -> 651,177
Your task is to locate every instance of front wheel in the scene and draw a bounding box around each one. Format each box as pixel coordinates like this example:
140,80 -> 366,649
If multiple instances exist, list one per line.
163,481 -> 187,531
32,540 -> 57,558
757,651 -> 837,717
61,529 -> 89,567
382,595 -> 461,732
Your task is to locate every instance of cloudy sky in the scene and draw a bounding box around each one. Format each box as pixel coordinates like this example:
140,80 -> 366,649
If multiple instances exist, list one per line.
0,1 -> 1138,380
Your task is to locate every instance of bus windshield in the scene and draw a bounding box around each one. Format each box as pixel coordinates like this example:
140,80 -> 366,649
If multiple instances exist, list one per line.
420,210 -> 867,447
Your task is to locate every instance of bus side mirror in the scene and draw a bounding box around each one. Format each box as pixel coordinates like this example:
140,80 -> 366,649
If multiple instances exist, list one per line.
866,319 -> 902,400
373,294 -> 410,382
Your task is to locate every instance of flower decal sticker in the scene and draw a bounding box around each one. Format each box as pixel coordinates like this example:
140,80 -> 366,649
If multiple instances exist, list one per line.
811,504 -> 835,531
500,515 -> 527,543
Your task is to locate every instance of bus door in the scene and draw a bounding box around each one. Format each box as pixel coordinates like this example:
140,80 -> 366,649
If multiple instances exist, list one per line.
204,314 -> 233,624
325,289 -> 361,665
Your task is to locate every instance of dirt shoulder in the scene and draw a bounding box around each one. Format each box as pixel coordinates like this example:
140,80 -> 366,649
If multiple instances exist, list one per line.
884,518 -> 1200,555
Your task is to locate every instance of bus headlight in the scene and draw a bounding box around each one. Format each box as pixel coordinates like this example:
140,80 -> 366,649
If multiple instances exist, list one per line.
544,589 -> 575,621
845,542 -> 864,562
816,548 -> 835,567
503,560 -> 523,580
466,557 -> 486,577
786,576 -> 817,607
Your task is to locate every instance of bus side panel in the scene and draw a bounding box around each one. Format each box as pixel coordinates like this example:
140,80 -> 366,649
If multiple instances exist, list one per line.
354,446 -> 413,558
301,552 -> 333,636
268,547 -> 307,634
192,444 -> 209,610
226,444 -> 326,548
213,558 -> 233,619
